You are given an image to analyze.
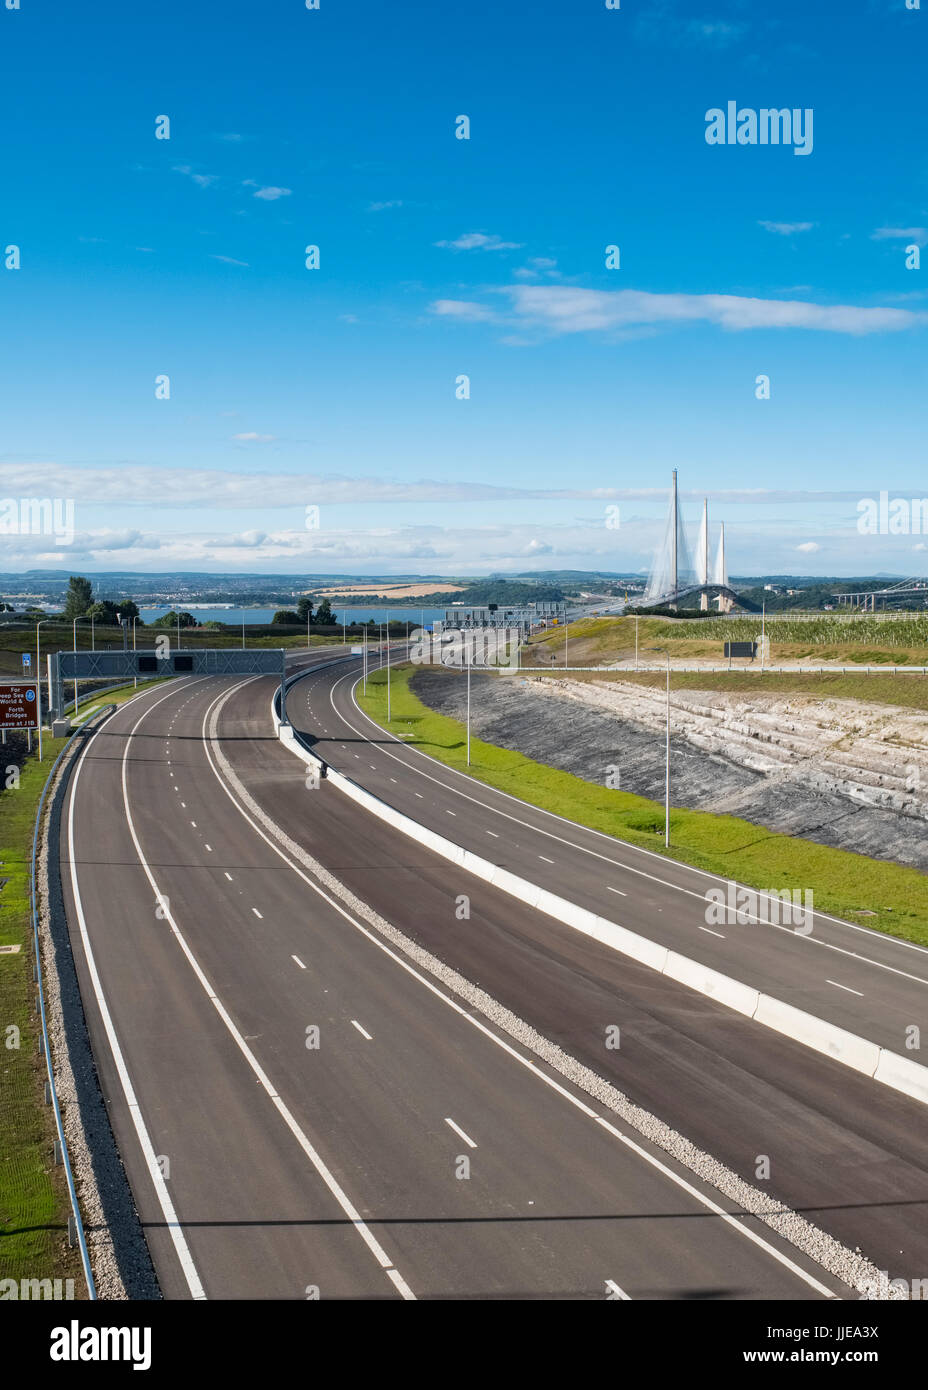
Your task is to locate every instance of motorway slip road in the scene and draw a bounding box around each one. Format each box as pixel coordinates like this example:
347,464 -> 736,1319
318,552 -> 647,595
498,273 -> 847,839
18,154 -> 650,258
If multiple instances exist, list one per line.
60,666 -> 855,1300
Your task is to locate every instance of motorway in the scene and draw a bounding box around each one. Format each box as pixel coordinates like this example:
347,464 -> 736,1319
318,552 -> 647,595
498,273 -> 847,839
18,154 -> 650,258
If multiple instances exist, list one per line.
57,650 -> 928,1297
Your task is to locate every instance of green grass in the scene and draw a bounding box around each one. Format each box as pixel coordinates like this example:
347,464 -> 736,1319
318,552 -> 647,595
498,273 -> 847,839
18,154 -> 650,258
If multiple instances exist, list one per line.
0,731 -> 77,1289
358,664 -> 928,948
0,680 -> 163,1292
523,615 -> 928,672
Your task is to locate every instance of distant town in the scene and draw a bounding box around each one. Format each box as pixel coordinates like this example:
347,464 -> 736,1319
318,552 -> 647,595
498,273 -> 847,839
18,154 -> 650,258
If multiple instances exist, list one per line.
2,570 -> 927,617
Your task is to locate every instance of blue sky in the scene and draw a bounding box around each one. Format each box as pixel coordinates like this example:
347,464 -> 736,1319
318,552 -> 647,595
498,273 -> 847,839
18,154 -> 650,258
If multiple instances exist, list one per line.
1,0 -> 926,577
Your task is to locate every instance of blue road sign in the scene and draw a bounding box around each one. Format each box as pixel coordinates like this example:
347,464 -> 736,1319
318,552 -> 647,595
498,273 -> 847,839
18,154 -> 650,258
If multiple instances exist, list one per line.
25,689 -> 36,702
21,653 -> 31,668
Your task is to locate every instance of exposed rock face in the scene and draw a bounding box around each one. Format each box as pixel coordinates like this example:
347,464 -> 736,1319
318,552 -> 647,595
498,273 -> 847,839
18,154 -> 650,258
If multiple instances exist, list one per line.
412,669 -> 928,870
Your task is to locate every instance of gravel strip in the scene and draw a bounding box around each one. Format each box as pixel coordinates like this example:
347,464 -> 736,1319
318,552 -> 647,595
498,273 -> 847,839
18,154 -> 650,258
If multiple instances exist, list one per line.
39,716 -> 161,1300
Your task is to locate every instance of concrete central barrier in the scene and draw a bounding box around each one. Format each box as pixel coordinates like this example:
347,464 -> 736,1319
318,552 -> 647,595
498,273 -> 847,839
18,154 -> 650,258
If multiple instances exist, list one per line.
273,680 -> 928,1110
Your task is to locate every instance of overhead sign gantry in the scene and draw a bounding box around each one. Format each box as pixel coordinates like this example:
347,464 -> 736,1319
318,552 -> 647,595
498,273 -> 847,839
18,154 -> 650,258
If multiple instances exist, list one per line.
49,647 -> 289,724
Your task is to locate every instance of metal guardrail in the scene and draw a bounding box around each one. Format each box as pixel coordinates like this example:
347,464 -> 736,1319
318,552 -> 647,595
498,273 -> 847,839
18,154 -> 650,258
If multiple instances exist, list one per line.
28,709 -> 112,1299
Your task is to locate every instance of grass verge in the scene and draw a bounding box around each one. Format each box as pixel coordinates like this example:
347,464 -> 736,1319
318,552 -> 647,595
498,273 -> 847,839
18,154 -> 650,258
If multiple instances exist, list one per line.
0,680 -> 162,1290
357,664 -> 928,948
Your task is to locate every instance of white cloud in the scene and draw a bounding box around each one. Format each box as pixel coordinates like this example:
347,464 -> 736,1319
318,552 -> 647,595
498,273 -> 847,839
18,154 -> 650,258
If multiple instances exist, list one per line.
435,232 -> 523,252
252,185 -> 292,201
796,541 -> 821,553
430,298 -> 498,323
872,226 -> 928,246
211,254 -> 249,267
758,221 -> 814,235
173,165 -> 218,189
451,285 -> 927,337
232,432 -> 276,442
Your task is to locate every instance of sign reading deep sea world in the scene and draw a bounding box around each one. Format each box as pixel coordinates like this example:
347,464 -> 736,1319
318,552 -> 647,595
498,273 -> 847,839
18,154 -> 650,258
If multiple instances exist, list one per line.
0,684 -> 38,729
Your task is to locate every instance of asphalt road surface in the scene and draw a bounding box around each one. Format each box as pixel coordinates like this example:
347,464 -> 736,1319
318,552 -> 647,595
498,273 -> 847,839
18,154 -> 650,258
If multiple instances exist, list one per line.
278,654 -> 928,1279
59,654 -> 862,1300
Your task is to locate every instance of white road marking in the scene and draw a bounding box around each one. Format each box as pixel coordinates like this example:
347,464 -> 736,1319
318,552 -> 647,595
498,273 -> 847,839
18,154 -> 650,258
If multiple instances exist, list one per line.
350,1019 -> 373,1040
292,955 -> 306,969
827,979 -> 864,996
339,672 -> 928,986
605,1279 -> 631,1300
224,872 -> 233,881
485,830 -> 499,838
445,809 -> 456,816
106,686 -> 416,1302
204,844 -> 212,852
607,887 -> 626,896
444,1117 -> 477,1148
414,792 -> 423,798
699,926 -> 726,939
252,908 -> 263,919
202,678 -> 837,1301
67,695 -> 207,1300
538,855 -> 555,864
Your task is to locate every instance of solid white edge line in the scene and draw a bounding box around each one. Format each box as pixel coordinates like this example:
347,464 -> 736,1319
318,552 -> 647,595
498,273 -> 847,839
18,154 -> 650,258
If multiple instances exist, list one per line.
67,682 -> 209,1301
350,1020 -> 373,1040
119,679 -> 415,1302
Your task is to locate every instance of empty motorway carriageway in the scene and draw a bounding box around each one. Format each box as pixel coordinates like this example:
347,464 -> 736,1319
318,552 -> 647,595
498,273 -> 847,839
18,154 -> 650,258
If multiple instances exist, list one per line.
46,647 -> 928,1321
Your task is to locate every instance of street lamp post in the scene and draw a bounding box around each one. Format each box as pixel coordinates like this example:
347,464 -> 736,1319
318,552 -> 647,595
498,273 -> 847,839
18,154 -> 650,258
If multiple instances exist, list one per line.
35,619 -> 52,761
72,616 -> 90,715
664,654 -> 670,847
646,646 -> 671,848
466,653 -> 471,766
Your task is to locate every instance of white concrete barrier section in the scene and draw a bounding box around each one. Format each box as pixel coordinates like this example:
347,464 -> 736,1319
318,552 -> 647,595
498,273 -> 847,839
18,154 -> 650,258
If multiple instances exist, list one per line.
752,996 -> 881,1076
491,866 -> 541,908
873,1049 -> 928,1106
664,952 -> 760,1019
273,681 -> 928,1108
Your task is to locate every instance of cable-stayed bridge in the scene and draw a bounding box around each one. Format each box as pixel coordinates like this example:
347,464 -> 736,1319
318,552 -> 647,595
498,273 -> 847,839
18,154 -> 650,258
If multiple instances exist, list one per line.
639,470 -> 740,611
